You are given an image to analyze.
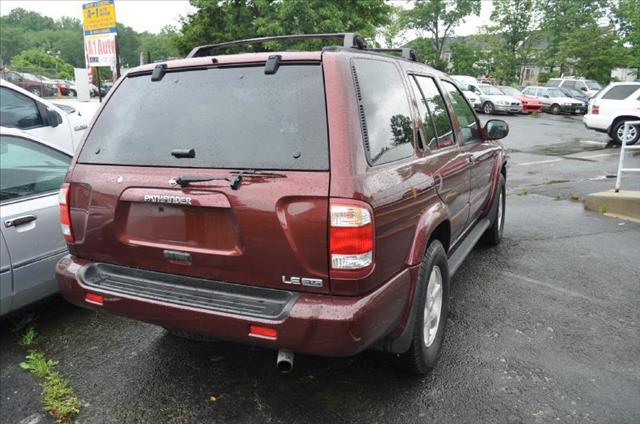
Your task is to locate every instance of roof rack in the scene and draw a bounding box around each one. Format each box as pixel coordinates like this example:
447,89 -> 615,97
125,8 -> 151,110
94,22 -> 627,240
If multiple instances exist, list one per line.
186,33 -> 417,62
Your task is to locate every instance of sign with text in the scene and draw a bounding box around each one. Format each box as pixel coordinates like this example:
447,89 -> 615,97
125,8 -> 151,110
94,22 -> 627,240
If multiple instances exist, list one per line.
83,0 -> 117,36
85,33 -> 117,67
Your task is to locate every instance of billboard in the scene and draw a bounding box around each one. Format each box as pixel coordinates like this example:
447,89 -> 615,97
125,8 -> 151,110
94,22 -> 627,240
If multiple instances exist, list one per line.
83,0 -> 117,74
85,33 -> 117,67
83,0 -> 117,36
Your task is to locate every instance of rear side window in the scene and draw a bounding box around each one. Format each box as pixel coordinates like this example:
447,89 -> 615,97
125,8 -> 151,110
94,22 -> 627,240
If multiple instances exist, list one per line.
0,135 -> 70,202
352,59 -> 415,165
602,85 -> 639,100
563,80 -> 576,89
414,76 -> 455,148
0,87 -> 43,129
79,65 -> 328,170
442,81 -> 481,144
409,77 -> 437,150
547,79 -> 560,87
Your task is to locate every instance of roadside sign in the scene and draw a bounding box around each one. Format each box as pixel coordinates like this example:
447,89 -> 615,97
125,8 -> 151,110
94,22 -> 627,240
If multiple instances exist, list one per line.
85,33 -> 117,67
83,0 -> 117,36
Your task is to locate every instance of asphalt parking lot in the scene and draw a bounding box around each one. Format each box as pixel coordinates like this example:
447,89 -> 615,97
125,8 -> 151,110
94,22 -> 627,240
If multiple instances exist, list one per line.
1,113 -> 639,424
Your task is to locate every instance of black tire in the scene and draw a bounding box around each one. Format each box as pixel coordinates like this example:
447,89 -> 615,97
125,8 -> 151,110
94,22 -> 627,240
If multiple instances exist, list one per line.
483,102 -> 495,114
164,327 -> 220,342
393,240 -> 450,374
482,175 -> 506,246
70,89 -> 77,97
550,104 -> 561,115
612,120 -> 640,146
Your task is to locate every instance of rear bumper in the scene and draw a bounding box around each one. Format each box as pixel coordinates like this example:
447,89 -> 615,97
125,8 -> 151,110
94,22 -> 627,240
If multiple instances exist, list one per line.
56,256 -> 415,356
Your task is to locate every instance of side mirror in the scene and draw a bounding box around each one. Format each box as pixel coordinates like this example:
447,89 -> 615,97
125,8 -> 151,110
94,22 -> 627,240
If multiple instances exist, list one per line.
484,119 -> 509,141
580,87 -> 587,92
47,108 -> 63,128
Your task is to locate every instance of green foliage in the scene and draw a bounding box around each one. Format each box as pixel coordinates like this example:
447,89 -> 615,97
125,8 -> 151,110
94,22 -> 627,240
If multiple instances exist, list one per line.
536,71 -> 558,84
449,40 -> 480,76
139,26 -> 181,63
175,0 -> 390,55
402,0 -> 481,70
11,48 -> 74,79
611,0 -> 640,70
486,0 -> 538,84
20,326 -> 37,347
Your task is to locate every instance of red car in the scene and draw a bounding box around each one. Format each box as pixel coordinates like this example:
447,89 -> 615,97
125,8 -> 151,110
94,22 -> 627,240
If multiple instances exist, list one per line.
56,33 -> 508,374
498,85 -> 543,113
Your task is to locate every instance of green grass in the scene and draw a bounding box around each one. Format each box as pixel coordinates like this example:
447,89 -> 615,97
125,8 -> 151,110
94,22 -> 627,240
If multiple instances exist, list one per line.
597,205 -> 608,214
517,188 -> 529,196
14,317 -> 80,424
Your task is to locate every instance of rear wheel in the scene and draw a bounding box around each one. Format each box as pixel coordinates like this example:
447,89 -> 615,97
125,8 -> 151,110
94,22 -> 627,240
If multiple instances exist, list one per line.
612,120 -> 640,145
31,87 -> 42,96
482,175 -> 506,246
550,104 -> 561,115
483,102 -> 495,114
393,240 -> 449,374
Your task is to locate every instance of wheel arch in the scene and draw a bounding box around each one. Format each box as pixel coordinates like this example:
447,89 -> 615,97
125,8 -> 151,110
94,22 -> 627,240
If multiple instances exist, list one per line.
608,115 -> 640,136
405,201 -> 450,266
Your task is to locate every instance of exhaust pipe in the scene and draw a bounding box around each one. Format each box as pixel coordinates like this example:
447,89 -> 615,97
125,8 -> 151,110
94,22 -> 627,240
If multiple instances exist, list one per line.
276,348 -> 294,373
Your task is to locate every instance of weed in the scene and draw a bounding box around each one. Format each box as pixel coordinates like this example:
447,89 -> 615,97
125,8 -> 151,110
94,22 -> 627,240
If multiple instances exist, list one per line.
20,326 -> 37,348
597,205 -> 608,214
569,193 -> 581,201
517,188 -> 528,196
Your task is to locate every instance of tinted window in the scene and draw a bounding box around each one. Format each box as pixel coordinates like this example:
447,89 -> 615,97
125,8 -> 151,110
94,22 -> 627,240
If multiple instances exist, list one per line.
410,76 -> 438,150
414,76 -> 455,148
563,80 -> 576,89
547,79 -> 561,87
442,81 -> 481,144
0,87 -> 43,129
352,59 -> 415,165
602,85 -> 639,100
79,65 -> 328,170
0,135 -> 70,202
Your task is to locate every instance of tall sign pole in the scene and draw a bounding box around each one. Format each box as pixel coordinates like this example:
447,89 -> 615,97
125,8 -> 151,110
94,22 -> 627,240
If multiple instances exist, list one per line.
83,0 -> 118,101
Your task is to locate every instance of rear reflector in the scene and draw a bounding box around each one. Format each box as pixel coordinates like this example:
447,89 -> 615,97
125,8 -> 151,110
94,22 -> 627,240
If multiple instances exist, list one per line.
249,325 -> 277,339
85,292 -> 104,306
592,104 -> 599,114
58,183 -> 74,243
329,200 -> 374,271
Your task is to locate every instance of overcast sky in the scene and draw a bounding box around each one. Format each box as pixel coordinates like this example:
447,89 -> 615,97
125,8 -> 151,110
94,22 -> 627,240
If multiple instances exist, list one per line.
0,0 -> 492,36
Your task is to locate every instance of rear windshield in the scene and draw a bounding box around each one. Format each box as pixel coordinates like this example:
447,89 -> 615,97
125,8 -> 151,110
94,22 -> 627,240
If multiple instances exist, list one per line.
78,65 -> 328,170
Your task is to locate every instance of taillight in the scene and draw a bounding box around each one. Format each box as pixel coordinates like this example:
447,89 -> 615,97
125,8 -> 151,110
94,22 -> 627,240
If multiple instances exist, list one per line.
59,183 -> 74,242
592,104 -> 599,114
329,200 -> 374,271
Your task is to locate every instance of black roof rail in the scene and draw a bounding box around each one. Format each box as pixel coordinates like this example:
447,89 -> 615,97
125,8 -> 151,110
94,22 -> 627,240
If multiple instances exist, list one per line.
187,33 -> 367,58
365,48 -> 417,62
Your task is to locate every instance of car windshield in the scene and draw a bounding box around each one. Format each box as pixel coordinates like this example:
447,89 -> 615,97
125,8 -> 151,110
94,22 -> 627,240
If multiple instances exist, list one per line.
547,88 -> 568,97
566,88 -> 583,97
586,80 -> 601,90
21,73 -> 39,81
79,64 -> 329,170
479,85 -> 503,95
499,86 -> 520,96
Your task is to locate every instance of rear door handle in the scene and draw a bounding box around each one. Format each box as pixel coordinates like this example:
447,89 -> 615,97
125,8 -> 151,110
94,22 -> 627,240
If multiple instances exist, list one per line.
4,215 -> 37,228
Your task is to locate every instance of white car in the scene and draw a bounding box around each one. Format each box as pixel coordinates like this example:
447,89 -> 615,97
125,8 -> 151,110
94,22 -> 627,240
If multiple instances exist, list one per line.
547,77 -> 602,98
450,76 -> 482,109
462,90 -> 481,109
0,79 -> 91,152
583,82 -> 640,145
521,86 -> 585,115
467,83 -> 522,114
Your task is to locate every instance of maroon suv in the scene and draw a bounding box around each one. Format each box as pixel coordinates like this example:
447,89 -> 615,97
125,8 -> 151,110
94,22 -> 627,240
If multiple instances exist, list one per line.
56,33 -> 508,374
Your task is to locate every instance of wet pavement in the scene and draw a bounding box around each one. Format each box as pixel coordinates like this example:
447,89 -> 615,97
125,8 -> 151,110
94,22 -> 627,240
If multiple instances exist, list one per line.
1,113 -> 639,423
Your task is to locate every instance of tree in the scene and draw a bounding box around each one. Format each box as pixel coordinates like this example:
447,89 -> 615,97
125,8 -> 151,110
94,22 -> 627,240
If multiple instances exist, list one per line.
11,48 -> 74,79
486,0 -> 539,84
611,0 -> 640,73
139,26 -> 180,63
174,0 -> 390,55
449,40 -> 480,75
402,0 -> 480,70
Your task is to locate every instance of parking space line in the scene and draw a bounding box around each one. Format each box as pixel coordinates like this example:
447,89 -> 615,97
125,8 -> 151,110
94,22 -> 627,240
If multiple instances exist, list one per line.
502,271 -> 600,303
514,158 -> 565,166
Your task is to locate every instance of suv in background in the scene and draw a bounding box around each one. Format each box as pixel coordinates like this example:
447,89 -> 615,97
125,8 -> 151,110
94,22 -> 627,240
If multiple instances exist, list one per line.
522,86 -> 586,115
583,82 -> 640,145
547,77 -> 602,98
55,33 -> 509,374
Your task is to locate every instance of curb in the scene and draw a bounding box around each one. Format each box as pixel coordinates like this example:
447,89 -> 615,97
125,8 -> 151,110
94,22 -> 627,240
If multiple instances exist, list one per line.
584,190 -> 640,221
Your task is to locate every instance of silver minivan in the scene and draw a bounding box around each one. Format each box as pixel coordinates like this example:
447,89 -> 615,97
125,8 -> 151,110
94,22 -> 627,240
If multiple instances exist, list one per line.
0,127 -> 70,315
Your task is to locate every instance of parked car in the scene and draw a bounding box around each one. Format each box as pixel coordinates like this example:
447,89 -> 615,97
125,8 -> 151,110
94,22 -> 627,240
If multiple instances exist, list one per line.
0,127 -> 71,316
522,86 -> 586,115
1,71 -> 56,97
47,78 -> 74,96
64,80 -> 78,96
450,76 -> 482,109
583,82 -> 640,145
467,82 -> 522,114
0,79 -> 89,152
558,86 -> 589,105
55,33 -> 509,375
547,77 -> 602,98
497,85 -> 543,113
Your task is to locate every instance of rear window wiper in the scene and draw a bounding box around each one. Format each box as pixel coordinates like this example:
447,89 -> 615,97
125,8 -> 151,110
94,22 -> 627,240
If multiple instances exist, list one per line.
172,175 -> 242,190
230,170 -> 287,178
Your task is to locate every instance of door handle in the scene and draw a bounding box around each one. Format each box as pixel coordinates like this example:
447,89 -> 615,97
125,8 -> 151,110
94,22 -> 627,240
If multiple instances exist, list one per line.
467,156 -> 476,164
4,215 -> 37,228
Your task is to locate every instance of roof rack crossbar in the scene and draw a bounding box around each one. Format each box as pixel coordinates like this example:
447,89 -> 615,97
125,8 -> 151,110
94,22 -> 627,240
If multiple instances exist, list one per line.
364,48 -> 417,62
187,33 -> 367,58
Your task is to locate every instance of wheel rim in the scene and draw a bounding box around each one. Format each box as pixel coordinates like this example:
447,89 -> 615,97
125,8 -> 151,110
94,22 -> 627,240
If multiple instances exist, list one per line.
617,125 -> 638,143
423,265 -> 443,348
497,189 -> 504,231
484,103 -> 492,114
